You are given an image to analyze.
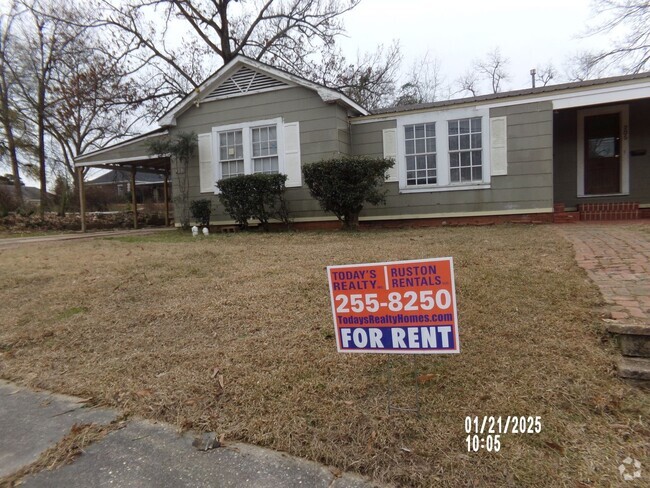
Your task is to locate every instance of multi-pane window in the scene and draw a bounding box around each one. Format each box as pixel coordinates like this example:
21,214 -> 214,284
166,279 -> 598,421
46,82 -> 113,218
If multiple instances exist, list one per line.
405,123 -> 436,186
448,117 -> 482,183
219,130 -> 244,179
252,125 -> 279,174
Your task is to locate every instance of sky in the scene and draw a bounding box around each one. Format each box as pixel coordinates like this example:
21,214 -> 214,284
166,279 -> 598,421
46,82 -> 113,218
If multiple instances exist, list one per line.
337,0 -> 614,92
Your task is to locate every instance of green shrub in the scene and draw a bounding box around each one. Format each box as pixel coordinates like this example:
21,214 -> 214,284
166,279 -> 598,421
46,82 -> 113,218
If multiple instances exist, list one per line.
302,156 -> 394,230
190,199 -> 212,226
216,173 -> 290,230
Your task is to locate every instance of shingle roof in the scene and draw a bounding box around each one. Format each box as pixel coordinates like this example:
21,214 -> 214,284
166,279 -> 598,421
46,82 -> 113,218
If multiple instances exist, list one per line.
370,71 -> 650,116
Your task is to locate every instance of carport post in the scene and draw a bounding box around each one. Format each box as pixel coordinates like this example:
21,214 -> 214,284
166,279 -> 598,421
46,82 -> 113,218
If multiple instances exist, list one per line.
163,170 -> 170,227
131,165 -> 138,229
77,166 -> 86,233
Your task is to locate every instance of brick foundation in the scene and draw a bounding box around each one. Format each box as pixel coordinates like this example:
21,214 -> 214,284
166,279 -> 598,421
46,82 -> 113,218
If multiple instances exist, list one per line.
553,203 -> 579,224
553,211 -> 580,223
578,202 -> 640,221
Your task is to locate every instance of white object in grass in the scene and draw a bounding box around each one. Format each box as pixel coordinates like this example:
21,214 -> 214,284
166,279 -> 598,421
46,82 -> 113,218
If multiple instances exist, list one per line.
203,227 -> 209,236
192,226 -> 199,237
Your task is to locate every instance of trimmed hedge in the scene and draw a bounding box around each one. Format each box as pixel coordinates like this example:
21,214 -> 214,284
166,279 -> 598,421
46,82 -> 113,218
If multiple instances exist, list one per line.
190,199 -> 212,227
216,173 -> 290,230
303,156 -> 394,230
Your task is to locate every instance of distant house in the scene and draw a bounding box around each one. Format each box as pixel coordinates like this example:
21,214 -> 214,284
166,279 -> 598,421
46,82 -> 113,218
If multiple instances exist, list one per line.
75,55 -> 650,227
0,185 -> 50,206
86,169 -> 169,204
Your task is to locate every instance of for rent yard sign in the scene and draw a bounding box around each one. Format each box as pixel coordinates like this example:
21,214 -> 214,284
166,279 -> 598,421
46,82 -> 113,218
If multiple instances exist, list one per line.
327,258 -> 459,354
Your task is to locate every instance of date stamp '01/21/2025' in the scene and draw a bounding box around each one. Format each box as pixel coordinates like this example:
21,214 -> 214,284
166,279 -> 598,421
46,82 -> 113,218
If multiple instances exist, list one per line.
465,416 -> 543,452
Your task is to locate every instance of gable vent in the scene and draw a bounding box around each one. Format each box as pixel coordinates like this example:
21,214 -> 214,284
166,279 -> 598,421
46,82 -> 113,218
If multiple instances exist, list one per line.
203,66 -> 288,101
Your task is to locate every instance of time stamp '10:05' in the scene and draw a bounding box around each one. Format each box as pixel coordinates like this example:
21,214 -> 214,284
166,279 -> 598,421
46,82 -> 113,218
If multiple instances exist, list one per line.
465,416 -> 543,452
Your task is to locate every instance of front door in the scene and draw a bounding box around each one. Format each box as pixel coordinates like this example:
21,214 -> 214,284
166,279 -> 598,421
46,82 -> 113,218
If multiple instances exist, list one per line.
584,113 -> 621,195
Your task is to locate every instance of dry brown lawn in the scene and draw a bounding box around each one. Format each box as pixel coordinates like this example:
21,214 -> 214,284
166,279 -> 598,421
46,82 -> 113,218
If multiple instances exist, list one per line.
0,226 -> 648,487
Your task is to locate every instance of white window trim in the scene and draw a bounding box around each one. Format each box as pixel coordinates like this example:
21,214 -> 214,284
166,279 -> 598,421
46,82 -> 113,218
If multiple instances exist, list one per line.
577,104 -> 629,198
211,117 -> 285,183
395,106 -> 492,193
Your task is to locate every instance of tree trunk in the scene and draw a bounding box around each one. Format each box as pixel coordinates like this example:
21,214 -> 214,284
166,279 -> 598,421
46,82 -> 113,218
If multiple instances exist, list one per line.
0,90 -> 23,204
37,79 -> 46,217
218,1 -> 232,62
9,140 -> 22,204
343,212 -> 360,231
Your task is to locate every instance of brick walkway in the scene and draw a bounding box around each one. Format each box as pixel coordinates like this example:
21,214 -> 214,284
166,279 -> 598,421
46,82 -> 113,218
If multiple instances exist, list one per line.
557,222 -> 650,323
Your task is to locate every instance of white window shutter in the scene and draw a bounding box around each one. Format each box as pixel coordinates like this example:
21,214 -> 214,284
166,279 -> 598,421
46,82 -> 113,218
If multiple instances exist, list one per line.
382,128 -> 398,182
490,116 -> 508,176
198,133 -> 215,193
284,122 -> 302,188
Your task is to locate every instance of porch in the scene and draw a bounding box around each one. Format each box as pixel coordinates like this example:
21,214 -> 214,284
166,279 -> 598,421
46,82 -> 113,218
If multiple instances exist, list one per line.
552,98 -> 650,222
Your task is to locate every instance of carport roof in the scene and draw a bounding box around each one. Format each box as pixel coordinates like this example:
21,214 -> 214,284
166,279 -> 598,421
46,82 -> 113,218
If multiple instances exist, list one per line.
75,128 -> 170,173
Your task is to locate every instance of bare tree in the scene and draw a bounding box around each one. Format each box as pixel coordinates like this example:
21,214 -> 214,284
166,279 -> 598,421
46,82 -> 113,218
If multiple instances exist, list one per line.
475,48 -> 509,94
0,4 -> 24,204
93,0 -> 397,111
455,69 -> 480,97
47,40 -> 142,182
394,52 -> 447,106
535,63 -> 558,87
587,0 -> 650,73
11,0 -> 86,215
317,41 -> 402,110
454,48 -> 510,97
564,50 -> 608,81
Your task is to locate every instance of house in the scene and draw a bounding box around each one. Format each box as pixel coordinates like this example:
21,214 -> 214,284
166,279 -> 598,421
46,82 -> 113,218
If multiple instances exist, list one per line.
0,184 -> 50,207
74,55 -> 650,229
87,169 -> 170,204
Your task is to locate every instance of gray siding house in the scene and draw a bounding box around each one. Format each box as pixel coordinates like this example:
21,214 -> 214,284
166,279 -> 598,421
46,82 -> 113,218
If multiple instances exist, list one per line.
75,56 -> 650,227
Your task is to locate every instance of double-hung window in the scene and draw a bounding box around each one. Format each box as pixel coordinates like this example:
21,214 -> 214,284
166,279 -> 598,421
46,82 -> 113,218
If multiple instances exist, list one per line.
218,130 -> 245,179
214,118 -> 283,181
405,123 -> 436,186
397,109 -> 489,192
251,125 -> 279,174
448,117 -> 483,183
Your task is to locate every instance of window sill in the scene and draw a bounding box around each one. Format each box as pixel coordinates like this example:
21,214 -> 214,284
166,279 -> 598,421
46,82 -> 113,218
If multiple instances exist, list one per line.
399,183 -> 491,194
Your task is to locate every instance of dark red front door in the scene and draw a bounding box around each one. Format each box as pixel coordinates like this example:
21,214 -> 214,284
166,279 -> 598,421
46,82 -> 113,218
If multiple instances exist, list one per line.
584,113 -> 621,195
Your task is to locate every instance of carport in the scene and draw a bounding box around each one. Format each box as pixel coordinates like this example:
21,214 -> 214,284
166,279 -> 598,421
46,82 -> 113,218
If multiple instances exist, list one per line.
74,129 -> 172,232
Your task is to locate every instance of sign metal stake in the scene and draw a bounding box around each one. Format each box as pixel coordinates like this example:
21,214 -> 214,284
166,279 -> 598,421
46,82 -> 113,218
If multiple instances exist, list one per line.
387,355 -> 420,417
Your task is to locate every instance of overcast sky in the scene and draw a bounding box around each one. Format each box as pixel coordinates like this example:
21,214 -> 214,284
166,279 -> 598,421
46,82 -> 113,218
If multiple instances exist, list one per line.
338,0 -> 614,92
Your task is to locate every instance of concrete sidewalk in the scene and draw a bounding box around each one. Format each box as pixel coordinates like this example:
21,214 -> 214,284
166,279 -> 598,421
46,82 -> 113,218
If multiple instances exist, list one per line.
0,381 -> 381,487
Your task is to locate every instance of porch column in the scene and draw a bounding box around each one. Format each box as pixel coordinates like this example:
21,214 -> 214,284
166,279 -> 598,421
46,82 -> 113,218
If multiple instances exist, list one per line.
131,165 -> 138,229
77,166 -> 86,233
163,170 -> 170,227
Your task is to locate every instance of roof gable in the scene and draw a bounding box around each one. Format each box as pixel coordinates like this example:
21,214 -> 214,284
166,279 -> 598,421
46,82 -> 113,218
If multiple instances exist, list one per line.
158,55 -> 369,126
203,65 -> 289,102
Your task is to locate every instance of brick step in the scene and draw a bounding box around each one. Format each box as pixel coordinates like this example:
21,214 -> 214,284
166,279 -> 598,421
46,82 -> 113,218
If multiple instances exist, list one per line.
579,202 -> 640,221
608,324 -> 650,358
580,212 -> 640,221
618,357 -> 650,382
